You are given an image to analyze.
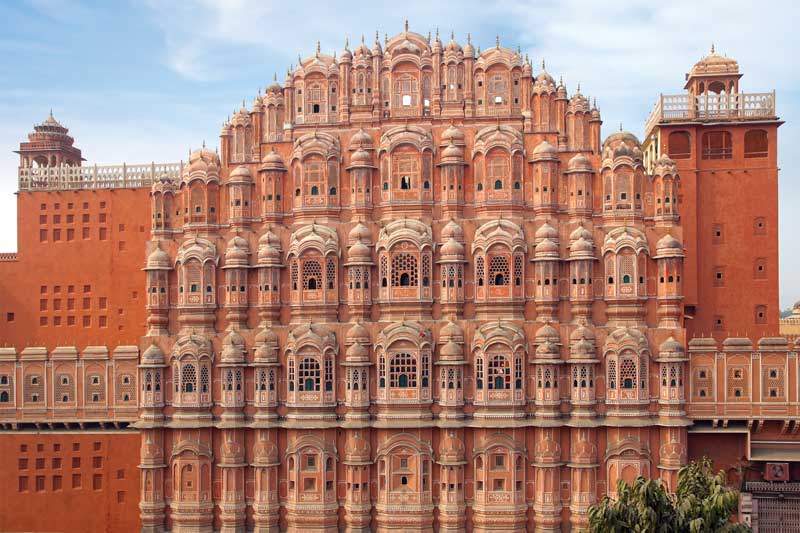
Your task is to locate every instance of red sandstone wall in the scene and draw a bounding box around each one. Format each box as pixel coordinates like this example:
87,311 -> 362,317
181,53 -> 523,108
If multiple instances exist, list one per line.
0,189 -> 151,350
0,431 -> 141,533
660,123 -> 780,339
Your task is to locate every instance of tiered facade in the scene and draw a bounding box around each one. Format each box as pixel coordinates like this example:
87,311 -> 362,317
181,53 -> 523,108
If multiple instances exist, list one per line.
0,27 -> 794,533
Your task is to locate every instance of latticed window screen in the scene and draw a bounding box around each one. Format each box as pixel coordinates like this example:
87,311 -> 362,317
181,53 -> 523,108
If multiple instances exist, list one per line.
291,261 -> 299,289
117,373 -> 135,401
488,74 -> 508,104
304,160 -> 324,195
422,254 -> 430,286
514,255 -> 523,285
86,373 -> 105,402
200,365 -> 209,393
393,76 -> 418,107
26,374 -> 43,402
487,155 -> 508,189
299,358 -> 321,391
303,260 -> 322,290
391,253 -> 418,287
393,153 -> 418,189
727,366 -> 748,399
487,355 -> 510,390
694,367 -> 712,398
621,255 -> 635,284
225,369 -> 234,391
324,359 -> 333,391
608,360 -> 617,389
326,258 -> 336,289
763,367 -> 784,399
476,356 -> 484,389
421,352 -> 429,386
55,374 -> 73,402
476,256 -> 485,285
640,356 -> 648,391
154,372 -> 161,392
620,358 -> 637,389
257,369 -> 268,391
489,256 -> 510,286
390,353 -> 417,388
182,364 -> 196,393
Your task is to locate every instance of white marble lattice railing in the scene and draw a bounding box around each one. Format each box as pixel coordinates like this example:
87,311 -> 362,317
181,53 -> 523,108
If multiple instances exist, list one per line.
18,161 -> 184,191
644,91 -> 776,137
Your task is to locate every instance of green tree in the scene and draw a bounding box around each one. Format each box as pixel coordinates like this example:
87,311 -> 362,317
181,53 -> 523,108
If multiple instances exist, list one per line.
588,457 -> 749,533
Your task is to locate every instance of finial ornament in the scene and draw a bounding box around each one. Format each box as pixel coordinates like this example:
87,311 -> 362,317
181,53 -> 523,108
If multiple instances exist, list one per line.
711,42 -> 715,54
619,122 -> 623,132
405,19 -> 409,32
345,37 -> 350,49
577,82 -> 581,92
436,27 -> 439,39
467,32 -> 471,44
273,72 -> 277,82
450,30 -> 454,40
542,58 -> 546,70
496,35 -> 500,49
316,40 -> 320,56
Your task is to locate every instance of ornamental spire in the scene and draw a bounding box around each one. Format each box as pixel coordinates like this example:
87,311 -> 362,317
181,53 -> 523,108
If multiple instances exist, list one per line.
495,35 -> 500,49
404,19 -> 409,33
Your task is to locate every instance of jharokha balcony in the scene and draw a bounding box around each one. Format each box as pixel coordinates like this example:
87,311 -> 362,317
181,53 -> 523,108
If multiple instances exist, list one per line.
644,91 -> 777,137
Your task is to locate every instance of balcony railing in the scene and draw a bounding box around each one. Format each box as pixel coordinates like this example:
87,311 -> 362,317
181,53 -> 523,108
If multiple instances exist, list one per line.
644,91 -> 776,137
18,161 -> 183,191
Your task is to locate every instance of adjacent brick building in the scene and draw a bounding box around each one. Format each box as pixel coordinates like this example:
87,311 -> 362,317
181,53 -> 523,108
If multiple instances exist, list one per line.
0,27 -> 794,532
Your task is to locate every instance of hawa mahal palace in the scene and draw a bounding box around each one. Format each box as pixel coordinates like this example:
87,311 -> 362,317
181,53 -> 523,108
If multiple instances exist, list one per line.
0,23 -> 795,532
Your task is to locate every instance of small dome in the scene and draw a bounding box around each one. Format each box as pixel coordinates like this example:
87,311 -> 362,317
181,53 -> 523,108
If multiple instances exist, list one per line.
229,165 -> 252,182
254,328 -> 278,363
535,324 -> 560,344
439,320 -> 464,343
463,37 -> 475,57
535,237 -> 559,256
350,128 -> 373,149
532,140 -> 557,156
654,155 -> 678,176
141,343 -> 165,365
221,330 -> 245,363
570,236 -> 593,256
445,34 -> 462,53
346,322 -> 370,345
441,219 -> 464,241
225,235 -> 249,263
613,141 -> 634,159
567,153 -> 592,173
345,341 -> 369,361
350,147 -> 372,165
253,435 -> 278,465
348,239 -> 372,261
535,222 -> 558,241
570,225 -> 592,242
441,141 -> 464,160
657,233 -> 682,251
439,340 -> 463,360
659,336 -> 684,355
603,130 -> 641,151
257,230 -> 281,263
261,148 -> 285,170
535,66 -> 555,86
690,46 -> 739,77
794,300 -> 800,311
146,246 -> 171,270
570,325 -> 596,343
441,123 -> 465,144
348,222 -> 371,243
440,237 -> 465,258
255,326 -> 278,345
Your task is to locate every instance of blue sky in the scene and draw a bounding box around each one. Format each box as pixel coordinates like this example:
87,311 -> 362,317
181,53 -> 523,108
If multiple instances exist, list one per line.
1,0 -> 799,307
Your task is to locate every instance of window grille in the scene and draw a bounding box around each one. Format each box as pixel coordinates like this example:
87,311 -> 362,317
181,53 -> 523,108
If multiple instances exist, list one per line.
326,258 -> 336,290
181,364 -> 196,393
391,253 -> 418,287
608,360 -> 617,389
200,365 -> 209,393
303,260 -> 322,290
299,358 -> 321,392
117,373 -> 134,402
476,356 -> 484,389
489,256 -> 510,286
390,353 -> 417,388
487,355 -> 510,390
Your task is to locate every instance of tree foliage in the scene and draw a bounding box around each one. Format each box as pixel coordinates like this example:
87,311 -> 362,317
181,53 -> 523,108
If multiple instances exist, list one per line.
588,457 -> 749,533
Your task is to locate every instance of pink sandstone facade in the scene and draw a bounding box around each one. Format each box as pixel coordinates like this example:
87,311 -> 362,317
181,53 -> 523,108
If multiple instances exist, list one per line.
0,26 -> 796,532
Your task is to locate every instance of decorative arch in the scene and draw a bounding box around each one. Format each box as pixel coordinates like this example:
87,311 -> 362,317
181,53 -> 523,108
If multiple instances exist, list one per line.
472,220 -> 526,302
375,432 -> 434,505
376,219 -> 434,301
290,131 -> 341,210
175,238 -> 218,307
604,328 -> 650,405
472,433 -> 527,506
285,324 -> 337,406
472,322 -> 527,406
602,227 -> 649,299
375,321 -> 433,403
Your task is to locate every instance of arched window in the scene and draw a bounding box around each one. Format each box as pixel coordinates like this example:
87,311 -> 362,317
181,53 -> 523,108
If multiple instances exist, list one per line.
668,131 -> 691,159
393,153 -> 418,192
0,391 -> 8,402
394,75 -> 418,108
182,364 -> 196,393
702,131 -> 732,160
298,358 -> 321,391
744,129 -> 768,158
620,358 -> 636,389
390,353 -> 417,388
391,253 -> 418,287
487,355 -> 510,390
489,256 -> 510,286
